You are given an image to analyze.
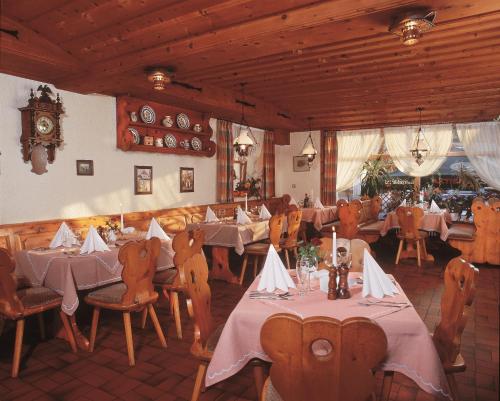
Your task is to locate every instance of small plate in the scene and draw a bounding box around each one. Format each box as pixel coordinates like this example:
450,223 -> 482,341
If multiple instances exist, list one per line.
128,127 -> 140,144
140,105 -> 156,124
191,136 -> 202,151
164,134 -> 177,148
176,113 -> 190,129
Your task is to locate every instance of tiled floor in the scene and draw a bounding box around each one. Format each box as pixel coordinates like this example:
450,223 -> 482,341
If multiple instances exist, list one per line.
0,238 -> 498,401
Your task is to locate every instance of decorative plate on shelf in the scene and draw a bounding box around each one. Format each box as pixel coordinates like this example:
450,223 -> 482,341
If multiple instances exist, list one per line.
140,105 -> 156,124
191,136 -> 202,151
164,134 -> 177,148
128,128 -> 140,145
176,113 -> 190,129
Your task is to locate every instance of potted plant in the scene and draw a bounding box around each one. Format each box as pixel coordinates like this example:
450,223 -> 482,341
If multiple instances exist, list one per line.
361,157 -> 392,198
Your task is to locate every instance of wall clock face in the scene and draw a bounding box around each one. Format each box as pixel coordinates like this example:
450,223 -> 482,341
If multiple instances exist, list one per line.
36,115 -> 55,136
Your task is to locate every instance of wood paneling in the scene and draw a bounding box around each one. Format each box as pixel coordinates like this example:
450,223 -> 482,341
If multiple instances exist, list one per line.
1,0 -> 499,131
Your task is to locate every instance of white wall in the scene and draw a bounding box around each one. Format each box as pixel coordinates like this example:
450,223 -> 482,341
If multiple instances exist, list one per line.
275,130 -> 321,203
0,73 -> 217,224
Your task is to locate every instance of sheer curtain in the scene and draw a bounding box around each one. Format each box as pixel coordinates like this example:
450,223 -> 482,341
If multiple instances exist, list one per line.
456,122 -> 500,189
384,124 -> 452,177
336,129 -> 383,192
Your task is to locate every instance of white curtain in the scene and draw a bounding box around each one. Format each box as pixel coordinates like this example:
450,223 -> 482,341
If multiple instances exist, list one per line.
336,129 -> 383,192
456,122 -> 500,189
384,124 -> 453,177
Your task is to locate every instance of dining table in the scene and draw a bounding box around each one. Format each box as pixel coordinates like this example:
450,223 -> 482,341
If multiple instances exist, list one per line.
300,206 -> 337,231
206,272 -> 452,400
14,238 -> 175,350
187,217 -> 270,283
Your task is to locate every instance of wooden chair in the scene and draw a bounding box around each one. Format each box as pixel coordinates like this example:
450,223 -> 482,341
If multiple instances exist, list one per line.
0,247 -> 77,377
434,257 -> 478,401
149,229 -> 204,340
280,210 -> 303,270
336,199 -> 361,239
395,206 -> 429,268
85,238 -> 167,366
239,214 -> 285,285
318,237 -> 371,272
16,232 -> 55,250
260,313 -> 387,401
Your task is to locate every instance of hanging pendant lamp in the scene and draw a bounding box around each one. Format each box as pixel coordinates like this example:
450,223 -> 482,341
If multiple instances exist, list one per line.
233,83 -> 257,161
300,117 -> 318,166
410,107 -> 431,166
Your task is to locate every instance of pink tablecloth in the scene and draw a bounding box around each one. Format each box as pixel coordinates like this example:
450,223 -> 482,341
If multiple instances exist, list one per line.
380,210 -> 452,241
206,273 -> 451,399
14,241 -> 175,315
301,206 -> 337,231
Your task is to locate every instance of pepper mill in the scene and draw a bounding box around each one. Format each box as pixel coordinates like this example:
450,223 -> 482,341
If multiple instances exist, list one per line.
337,263 -> 350,299
327,267 -> 338,300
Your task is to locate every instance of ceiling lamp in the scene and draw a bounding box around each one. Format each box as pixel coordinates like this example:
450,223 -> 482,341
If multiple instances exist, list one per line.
301,117 -> 318,166
233,83 -> 257,161
410,107 -> 431,166
145,66 -> 175,90
389,10 -> 436,46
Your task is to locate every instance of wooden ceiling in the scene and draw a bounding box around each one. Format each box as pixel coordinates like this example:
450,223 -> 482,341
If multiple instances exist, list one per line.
1,0 -> 499,131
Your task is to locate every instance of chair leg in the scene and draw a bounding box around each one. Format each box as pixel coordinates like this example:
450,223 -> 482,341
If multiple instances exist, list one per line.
0,318 -> 4,338
395,240 -> 403,265
147,304 -> 167,348
284,249 -> 291,270
140,307 -> 148,329
59,312 -> 77,353
416,240 -> 421,268
239,254 -> 249,285
253,256 -> 259,278
380,370 -> 394,401
123,312 -> 135,366
89,307 -> 100,352
171,291 -> 182,339
191,362 -> 207,401
36,313 -> 46,340
253,364 -> 266,401
446,373 -> 460,401
12,319 -> 25,378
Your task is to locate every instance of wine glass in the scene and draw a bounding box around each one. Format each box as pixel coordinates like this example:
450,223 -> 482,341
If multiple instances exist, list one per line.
296,259 -> 309,296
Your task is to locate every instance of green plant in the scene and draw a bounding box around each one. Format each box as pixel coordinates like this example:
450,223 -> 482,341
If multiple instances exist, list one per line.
361,157 -> 392,198
298,242 -> 320,264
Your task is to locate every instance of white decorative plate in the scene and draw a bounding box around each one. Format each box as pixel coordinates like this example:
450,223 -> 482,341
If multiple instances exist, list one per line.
140,105 -> 156,124
164,134 -> 177,148
191,136 -> 202,151
128,128 -> 140,144
176,113 -> 190,129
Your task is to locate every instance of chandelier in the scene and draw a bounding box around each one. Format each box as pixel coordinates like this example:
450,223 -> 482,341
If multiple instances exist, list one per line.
410,107 -> 431,166
389,10 -> 436,46
233,83 -> 257,161
300,117 -> 318,166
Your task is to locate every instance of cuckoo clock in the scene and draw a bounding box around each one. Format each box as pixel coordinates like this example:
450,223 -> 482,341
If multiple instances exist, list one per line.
19,85 -> 64,174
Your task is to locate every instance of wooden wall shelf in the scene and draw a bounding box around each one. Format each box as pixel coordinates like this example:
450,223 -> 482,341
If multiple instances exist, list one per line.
116,96 -> 216,157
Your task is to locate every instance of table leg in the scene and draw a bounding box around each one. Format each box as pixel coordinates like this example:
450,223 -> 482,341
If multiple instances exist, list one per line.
56,314 -> 90,351
399,241 -> 433,263
210,247 -> 239,284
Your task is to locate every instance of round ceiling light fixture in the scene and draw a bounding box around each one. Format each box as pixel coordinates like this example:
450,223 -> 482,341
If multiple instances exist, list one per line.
145,66 -> 175,90
389,10 -> 436,46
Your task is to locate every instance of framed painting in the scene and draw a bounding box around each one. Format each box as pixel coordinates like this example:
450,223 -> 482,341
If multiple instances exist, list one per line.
134,165 -> 153,195
76,160 -> 94,176
180,167 -> 194,193
293,156 -> 310,172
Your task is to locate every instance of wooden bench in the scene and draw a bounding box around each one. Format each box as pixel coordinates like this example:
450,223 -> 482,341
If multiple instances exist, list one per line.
448,197 -> 500,265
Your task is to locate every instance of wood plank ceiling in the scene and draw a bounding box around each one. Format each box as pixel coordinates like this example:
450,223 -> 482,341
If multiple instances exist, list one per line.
1,0 -> 499,131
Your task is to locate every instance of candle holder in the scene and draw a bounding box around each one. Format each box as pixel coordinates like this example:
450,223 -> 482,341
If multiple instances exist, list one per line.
336,247 -> 352,299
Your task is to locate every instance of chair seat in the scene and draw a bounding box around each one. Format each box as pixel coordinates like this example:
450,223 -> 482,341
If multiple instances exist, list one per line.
448,223 -> 475,241
279,239 -> 298,249
85,283 -> 158,309
358,220 -> 384,233
396,231 -> 428,240
17,286 -> 62,314
245,242 -> 279,255
153,269 -> 178,286
443,353 -> 466,374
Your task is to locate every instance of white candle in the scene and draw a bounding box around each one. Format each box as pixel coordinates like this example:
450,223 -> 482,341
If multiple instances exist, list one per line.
245,194 -> 248,213
120,203 -> 124,231
332,226 -> 337,266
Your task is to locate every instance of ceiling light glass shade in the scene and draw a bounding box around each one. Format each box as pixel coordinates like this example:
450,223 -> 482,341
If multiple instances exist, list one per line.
233,128 -> 254,159
410,127 -> 430,166
301,133 -> 318,165
402,21 -> 421,45
146,68 -> 173,90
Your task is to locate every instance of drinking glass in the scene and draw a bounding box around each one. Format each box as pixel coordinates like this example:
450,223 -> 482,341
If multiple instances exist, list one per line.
296,259 -> 309,296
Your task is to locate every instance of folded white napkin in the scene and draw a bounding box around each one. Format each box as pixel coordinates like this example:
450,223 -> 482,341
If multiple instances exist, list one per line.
236,207 -> 252,225
50,222 -> 79,249
108,230 -> 117,243
146,217 -> 171,241
289,197 -> 298,207
314,198 -> 324,209
400,199 -> 407,207
121,227 -> 135,234
429,200 -> 441,213
205,206 -> 219,222
80,225 -> 110,254
259,204 -> 272,220
257,246 -> 296,292
362,249 -> 399,298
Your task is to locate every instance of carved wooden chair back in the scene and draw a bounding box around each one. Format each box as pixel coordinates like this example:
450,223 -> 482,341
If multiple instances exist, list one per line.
0,235 -> 13,254
172,229 -> 204,285
396,206 -> 424,239
17,232 -> 54,250
0,248 -> 24,319
487,196 -> 499,205
118,238 -> 161,306
370,195 -> 382,220
284,210 -> 302,246
261,314 -> 387,401
269,214 -> 285,248
433,257 -> 478,367
318,238 -> 370,272
158,215 -> 187,234
336,199 -> 361,239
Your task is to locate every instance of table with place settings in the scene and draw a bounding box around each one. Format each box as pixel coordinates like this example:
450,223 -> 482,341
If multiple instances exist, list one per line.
380,210 -> 452,241
300,206 -> 337,231
206,272 -> 452,400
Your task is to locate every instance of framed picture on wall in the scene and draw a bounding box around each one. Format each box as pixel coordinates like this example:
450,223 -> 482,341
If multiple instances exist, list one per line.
180,167 -> 194,193
76,160 -> 94,176
134,166 -> 153,195
293,156 -> 310,172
